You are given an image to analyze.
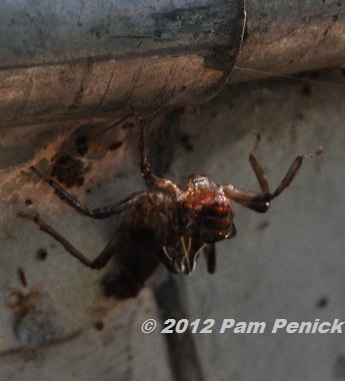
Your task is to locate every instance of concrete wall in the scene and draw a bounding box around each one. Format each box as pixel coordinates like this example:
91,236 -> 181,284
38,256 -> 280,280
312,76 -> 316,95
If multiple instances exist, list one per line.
0,68 -> 344,380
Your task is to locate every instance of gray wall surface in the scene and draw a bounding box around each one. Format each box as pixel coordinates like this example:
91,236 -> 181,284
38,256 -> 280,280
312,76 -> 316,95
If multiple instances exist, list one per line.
0,68 -> 344,380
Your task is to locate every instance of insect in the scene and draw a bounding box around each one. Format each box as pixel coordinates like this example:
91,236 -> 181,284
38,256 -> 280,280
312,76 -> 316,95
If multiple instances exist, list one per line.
19,112 -> 322,299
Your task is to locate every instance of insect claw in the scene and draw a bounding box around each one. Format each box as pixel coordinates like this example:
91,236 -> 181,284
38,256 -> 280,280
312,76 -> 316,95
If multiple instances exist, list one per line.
303,146 -> 323,159
250,132 -> 261,155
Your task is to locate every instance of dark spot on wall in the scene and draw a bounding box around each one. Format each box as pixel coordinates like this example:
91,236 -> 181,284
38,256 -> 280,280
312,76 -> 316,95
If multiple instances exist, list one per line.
36,248 -> 48,261
75,135 -> 89,155
316,296 -> 328,309
18,267 -> 28,288
94,320 -> 105,331
334,354 -> 345,379
180,133 -> 194,151
301,84 -> 312,96
108,141 -> 123,151
51,155 -> 86,188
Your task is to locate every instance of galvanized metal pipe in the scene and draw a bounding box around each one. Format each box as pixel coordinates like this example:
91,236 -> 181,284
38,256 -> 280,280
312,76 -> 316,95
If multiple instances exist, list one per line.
231,0 -> 345,83
0,0 -> 245,127
0,0 -> 344,128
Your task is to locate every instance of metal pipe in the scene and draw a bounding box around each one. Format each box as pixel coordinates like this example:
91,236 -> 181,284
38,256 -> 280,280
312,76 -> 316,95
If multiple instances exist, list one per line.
0,0 -> 344,128
230,0 -> 345,83
0,0 -> 245,127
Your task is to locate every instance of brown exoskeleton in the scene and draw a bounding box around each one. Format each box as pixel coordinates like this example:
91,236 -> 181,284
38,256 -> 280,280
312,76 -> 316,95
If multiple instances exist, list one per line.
19,113 -> 322,299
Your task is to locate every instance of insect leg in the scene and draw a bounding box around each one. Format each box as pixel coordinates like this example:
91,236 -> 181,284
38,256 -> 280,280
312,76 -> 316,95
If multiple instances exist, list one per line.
270,147 -> 323,198
249,135 -> 323,201
222,145 -> 322,213
31,166 -> 147,219
221,134 -> 273,212
249,133 -> 270,194
17,213 -> 115,269
203,244 -> 216,274
221,185 -> 271,213
132,108 -> 179,192
137,113 -> 159,187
